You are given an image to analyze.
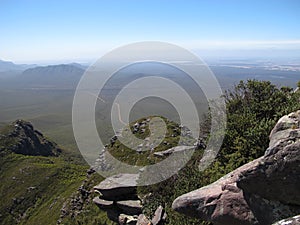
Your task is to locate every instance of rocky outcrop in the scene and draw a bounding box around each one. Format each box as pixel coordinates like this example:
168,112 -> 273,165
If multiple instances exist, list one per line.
238,111 -> 300,206
0,119 -> 61,156
93,173 -> 167,225
93,174 -> 141,224
94,173 -> 139,201
58,168 -> 97,224
172,110 -> 300,225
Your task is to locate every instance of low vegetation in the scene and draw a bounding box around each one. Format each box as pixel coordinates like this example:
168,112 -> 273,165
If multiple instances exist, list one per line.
0,123 -> 110,225
1,79 -> 299,225
138,80 -> 300,225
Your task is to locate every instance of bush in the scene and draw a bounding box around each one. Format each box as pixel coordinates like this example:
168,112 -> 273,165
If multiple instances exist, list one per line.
139,80 -> 300,225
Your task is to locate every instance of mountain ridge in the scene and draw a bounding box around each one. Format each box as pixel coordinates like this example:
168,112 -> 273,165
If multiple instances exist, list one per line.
0,59 -> 36,72
0,119 -> 61,156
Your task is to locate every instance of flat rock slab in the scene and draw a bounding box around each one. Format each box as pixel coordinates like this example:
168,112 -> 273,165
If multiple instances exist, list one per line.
94,173 -> 139,201
272,215 -> 300,225
154,146 -> 194,157
151,205 -> 165,225
137,214 -> 151,225
117,200 -> 143,215
93,196 -> 114,209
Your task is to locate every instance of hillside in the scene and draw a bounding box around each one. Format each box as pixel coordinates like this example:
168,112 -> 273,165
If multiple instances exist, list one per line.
0,60 -> 35,72
0,64 -> 84,90
90,80 -> 300,225
0,119 -> 61,156
0,80 -> 300,225
0,120 -> 109,225
19,64 -> 84,88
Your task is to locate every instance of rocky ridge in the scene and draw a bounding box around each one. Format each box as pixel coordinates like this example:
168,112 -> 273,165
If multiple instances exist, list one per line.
172,110 -> 300,225
93,173 -> 166,225
92,116 -> 207,224
0,119 -> 61,156
94,116 -> 203,172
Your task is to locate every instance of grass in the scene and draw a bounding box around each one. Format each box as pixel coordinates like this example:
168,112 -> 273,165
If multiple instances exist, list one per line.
0,122 -> 112,225
0,153 -> 87,225
59,172 -> 115,225
107,116 -> 196,166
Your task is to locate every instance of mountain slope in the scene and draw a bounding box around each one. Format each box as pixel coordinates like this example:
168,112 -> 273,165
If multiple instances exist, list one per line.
19,64 -> 84,88
0,120 -> 108,225
0,60 -> 35,72
0,119 -> 61,156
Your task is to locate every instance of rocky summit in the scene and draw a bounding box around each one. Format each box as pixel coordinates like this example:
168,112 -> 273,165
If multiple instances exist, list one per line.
0,119 -> 61,156
172,110 -> 300,225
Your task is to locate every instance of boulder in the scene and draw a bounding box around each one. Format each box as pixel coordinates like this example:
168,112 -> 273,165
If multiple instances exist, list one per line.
172,111 -> 300,225
93,173 -> 146,224
172,160 -> 259,225
137,214 -> 151,225
151,205 -> 165,225
94,173 -> 139,201
93,197 -> 114,209
116,200 -> 143,215
238,111 -> 300,206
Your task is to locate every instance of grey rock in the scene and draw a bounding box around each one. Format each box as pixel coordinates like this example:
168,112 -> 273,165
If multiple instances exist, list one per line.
172,110 -> 300,225
269,111 -> 300,139
238,111 -> 300,206
272,215 -> 300,225
172,160 -> 259,225
116,200 -> 143,215
151,205 -> 165,225
154,146 -> 194,157
93,197 -> 114,209
137,214 -> 151,225
94,173 -> 139,201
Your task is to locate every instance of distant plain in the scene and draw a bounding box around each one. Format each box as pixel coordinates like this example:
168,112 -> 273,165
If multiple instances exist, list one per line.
0,58 -> 299,155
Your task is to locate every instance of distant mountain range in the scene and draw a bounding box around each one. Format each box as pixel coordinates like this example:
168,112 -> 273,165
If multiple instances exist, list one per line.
20,64 -> 85,88
0,61 -> 85,89
0,59 -> 299,90
0,59 -> 36,72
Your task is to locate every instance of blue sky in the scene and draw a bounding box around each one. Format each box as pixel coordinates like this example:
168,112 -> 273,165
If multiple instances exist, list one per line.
1,0 -> 300,63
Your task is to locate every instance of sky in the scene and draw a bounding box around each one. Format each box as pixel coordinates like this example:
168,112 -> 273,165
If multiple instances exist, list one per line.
1,0 -> 300,63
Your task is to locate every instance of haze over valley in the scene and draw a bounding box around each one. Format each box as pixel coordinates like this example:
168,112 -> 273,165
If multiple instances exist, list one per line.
0,57 -> 299,152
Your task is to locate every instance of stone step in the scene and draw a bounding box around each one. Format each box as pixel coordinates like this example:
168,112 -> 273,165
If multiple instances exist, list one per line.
93,196 -> 114,209
117,200 -> 143,215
